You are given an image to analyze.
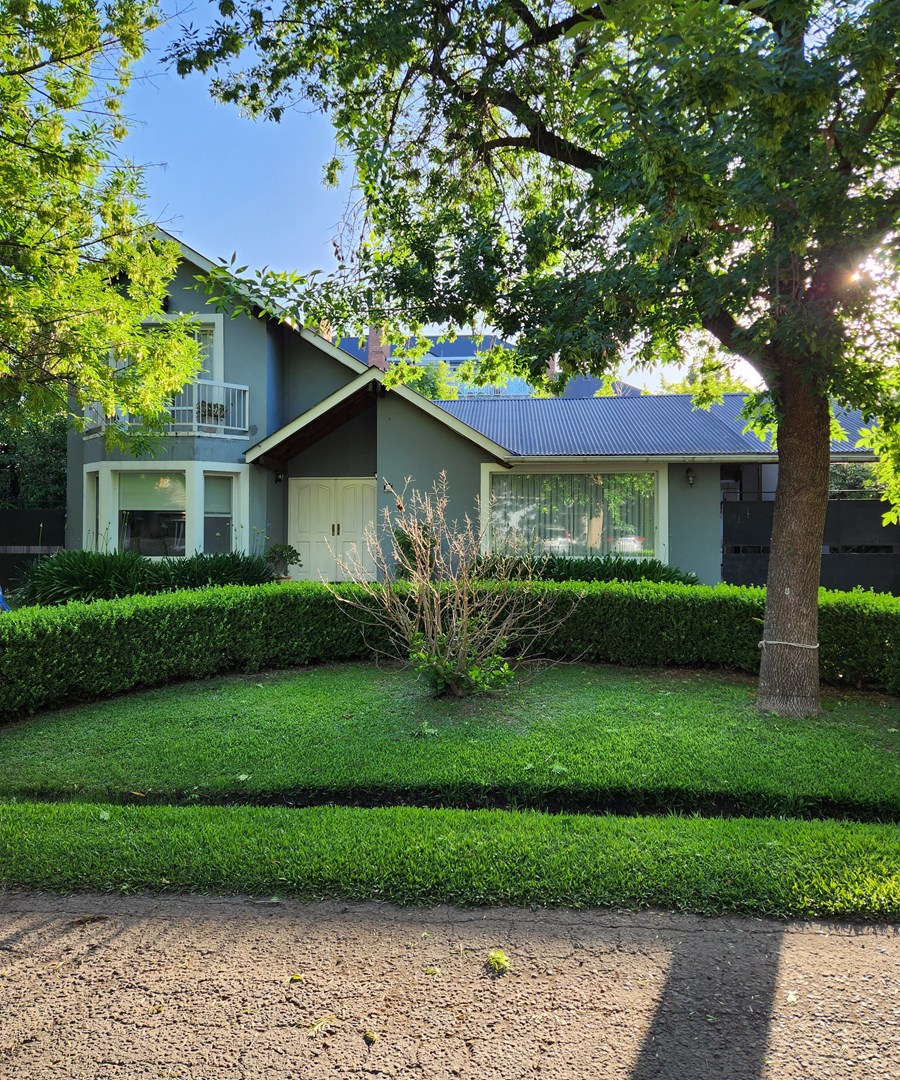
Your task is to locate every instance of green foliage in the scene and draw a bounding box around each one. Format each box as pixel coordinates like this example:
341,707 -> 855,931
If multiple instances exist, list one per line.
172,0 -> 900,429
0,406 -> 66,509
658,350 -> 755,403
15,549 -> 162,605
486,949 -> 511,976
0,583 -> 379,717
0,581 -> 896,720
410,632 -> 514,696
159,552 -> 274,591
0,0 -> 201,431
387,359 -> 459,400
173,0 -> 900,714
479,554 -> 699,586
15,549 -> 274,606
264,543 -> 302,577
829,462 -> 883,499
2,800 -> 900,919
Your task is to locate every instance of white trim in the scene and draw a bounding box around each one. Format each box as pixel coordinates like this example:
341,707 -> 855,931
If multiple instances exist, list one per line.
480,460 -> 668,563
84,460 -> 251,555
156,229 -> 368,378
84,471 -> 100,551
246,367 -> 513,465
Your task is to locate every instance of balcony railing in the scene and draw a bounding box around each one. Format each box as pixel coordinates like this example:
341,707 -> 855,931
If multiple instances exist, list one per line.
85,380 -> 250,439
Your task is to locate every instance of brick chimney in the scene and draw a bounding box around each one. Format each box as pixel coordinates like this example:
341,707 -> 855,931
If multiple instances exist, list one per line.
318,318 -> 334,343
367,326 -> 390,371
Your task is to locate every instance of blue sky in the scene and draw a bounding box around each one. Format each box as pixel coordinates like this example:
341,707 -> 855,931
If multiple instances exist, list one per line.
119,9 -> 718,390
123,11 -> 349,275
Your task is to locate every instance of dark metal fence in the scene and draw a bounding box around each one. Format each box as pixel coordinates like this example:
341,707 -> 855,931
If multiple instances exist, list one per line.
0,509 -> 66,591
722,500 -> 900,593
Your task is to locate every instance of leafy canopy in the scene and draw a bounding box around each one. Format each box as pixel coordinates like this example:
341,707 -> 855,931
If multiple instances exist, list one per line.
0,0 -> 201,434
176,0 -> 900,492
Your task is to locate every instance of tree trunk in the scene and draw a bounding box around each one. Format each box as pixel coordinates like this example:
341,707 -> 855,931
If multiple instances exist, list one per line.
757,367 -> 831,717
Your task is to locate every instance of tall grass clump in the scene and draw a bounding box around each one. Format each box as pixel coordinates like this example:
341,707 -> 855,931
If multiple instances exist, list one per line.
15,548 -> 274,606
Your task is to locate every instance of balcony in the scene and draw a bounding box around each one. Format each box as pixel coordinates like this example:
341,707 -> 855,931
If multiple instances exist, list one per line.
85,380 -> 250,439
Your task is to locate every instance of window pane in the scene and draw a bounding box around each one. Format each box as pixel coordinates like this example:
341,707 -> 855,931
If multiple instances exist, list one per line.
491,472 -> 655,558
204,475 -> 232,514
204,475 -> 232,554
119,510 -> 185,556
204,516 -> 232,554
193,326 -> 215,379
119,472 -> 186,511
119,472 -> 186,556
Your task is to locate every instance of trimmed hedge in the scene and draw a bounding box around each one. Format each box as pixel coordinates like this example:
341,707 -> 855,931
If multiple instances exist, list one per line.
0,580 -> 896,719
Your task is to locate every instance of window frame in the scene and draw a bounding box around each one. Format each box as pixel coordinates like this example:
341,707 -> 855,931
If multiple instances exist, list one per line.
84,460 -> 250,556
480,461 -> 669,564
203,472 -> 235,554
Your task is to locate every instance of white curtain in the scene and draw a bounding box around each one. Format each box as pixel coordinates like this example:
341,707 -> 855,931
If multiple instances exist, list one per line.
491,472 -> 655,557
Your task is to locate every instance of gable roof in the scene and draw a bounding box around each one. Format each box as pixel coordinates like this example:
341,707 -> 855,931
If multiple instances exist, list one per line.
435,394 -> 874,459
245,368 -> 512,467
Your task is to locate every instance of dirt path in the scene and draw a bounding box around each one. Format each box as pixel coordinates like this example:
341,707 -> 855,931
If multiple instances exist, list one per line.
0,889 -> 897,1079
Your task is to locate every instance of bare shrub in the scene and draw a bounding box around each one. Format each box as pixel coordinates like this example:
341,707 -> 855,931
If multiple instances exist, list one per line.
332,472 -> 571,696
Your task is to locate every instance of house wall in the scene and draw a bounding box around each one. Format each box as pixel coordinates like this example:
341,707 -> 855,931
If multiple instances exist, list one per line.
280,330 -> 364,425
67,253 -> 370,555
166,261 -> 271,443
376,395 -> 488,527
667,462 -> 722,585
285,409 -> 377,480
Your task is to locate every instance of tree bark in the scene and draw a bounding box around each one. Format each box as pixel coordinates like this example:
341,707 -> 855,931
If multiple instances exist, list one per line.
757,366 -> 831,716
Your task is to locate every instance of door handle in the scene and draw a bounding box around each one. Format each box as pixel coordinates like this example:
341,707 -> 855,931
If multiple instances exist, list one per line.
331,523 -> 335,536
336,523 -> 341,536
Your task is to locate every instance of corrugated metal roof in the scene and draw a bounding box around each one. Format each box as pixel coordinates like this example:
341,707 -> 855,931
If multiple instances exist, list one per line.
434,394 -> 872,458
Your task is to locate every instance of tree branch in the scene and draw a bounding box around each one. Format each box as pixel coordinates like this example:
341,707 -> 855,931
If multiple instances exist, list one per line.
702,311 -> 774,382
479,130 -> 603,172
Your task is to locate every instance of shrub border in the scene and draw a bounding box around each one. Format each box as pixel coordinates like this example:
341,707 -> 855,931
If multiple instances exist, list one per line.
0,580 -> 896,719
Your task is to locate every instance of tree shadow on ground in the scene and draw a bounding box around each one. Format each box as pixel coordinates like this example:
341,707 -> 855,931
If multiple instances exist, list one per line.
629,921 -> 783,1080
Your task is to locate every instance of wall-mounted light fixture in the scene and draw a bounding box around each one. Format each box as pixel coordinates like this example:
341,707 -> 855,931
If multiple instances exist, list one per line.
685,467 -> 695,487
275,472 -> 285,484
383,480 -> 393,492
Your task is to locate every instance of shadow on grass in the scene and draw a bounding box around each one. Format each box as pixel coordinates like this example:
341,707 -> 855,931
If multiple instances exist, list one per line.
8,784 -> 898,823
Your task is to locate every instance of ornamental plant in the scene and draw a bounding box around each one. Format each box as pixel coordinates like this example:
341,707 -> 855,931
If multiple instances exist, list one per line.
332,473 -> 575,697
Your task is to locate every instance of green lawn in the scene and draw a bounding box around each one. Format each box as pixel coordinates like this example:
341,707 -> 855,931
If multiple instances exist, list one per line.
1,663 -> 899,918
0,664 -> 897,820
1,800 -> 899,918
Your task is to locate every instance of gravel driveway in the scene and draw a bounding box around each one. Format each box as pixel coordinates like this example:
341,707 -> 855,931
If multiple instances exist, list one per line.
0,889 -> 897,1079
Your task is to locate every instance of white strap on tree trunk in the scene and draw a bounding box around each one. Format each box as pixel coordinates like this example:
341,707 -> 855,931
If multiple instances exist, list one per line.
758,640 -> 820,650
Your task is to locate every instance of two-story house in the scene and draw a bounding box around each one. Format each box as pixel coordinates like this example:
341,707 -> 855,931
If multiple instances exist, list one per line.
67,235 -> 899,592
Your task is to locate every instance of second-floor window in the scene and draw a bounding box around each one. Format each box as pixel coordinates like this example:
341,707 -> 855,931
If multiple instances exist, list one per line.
192,325 -> 217,380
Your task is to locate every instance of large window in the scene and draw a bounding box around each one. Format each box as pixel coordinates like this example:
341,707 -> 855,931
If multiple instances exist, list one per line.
204,475 -> 233,553
119,472 -> 186,556
491,472 -> 655,558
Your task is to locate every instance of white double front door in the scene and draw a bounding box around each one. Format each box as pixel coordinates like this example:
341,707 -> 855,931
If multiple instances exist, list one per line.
287,477 -> 377,581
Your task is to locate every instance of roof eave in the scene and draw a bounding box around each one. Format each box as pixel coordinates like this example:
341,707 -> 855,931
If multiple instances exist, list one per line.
156,228 -> 368,378
506,450 -> 877,464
